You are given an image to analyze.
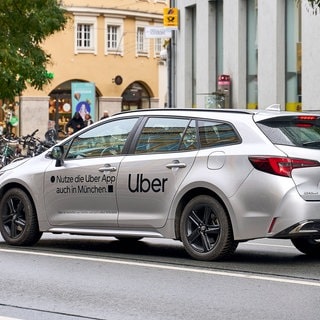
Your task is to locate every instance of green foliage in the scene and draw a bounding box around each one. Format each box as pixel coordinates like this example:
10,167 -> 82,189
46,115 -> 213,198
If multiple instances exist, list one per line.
0,0 -> 67,101
307,0 -> 320,8
298,0 -> 320,13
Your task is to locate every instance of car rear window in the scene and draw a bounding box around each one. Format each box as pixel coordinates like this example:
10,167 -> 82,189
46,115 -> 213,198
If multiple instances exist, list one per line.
257,115 -> 320,149
198,120 -> 241,148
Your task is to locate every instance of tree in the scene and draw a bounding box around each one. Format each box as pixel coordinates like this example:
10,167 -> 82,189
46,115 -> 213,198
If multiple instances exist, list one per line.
307,0 -> 320,8
0,0 -> 67,101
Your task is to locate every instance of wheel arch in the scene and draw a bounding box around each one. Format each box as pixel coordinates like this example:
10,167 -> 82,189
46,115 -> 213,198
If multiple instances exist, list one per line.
0,183 -> 36,212
174,187 -> 235,241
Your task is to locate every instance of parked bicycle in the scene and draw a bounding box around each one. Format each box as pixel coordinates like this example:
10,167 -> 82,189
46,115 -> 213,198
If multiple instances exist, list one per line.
0,135 -> 21,168
0,128 -> 59,167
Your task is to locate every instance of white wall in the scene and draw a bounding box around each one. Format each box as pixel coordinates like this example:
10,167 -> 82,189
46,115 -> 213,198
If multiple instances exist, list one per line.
257,0 -> 286,109
175,0 -> 320,111
223,0 -> 247,108
175,0 -> 219,108
158,61 -> 168,108
195,1 -> 216,107
301,4 -> 320,110
20,96 -> 50,138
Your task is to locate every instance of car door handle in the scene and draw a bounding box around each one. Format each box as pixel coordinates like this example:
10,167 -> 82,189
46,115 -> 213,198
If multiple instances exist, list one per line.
98,165 -> 117,172
166,161 -> 187,169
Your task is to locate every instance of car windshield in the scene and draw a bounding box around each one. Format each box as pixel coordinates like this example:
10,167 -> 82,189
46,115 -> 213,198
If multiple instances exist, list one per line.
257,115 -> 320,149
64,117 -> 138,159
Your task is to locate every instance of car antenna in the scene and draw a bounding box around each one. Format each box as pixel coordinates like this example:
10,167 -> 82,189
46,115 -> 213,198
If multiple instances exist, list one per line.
266,104 -> 281,111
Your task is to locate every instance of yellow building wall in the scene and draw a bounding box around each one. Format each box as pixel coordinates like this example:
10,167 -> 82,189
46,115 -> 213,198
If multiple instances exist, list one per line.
21,0 -> 168,137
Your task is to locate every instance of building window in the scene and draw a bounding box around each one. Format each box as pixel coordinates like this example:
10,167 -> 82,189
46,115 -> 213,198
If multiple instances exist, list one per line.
216,0 -> 224,80
285,0 -> 301,111
108,26 -> 119,49
154,38 -> 162,57
74,16 -> 97,54
136,24 -> 149,56
246,0 -> 258,109
77,24 -> 92,48
105,17 -> 124,56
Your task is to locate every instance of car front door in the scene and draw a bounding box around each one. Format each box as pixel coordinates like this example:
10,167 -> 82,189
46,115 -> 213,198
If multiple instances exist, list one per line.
44,117 -> 139,228
117,117 -> 198,228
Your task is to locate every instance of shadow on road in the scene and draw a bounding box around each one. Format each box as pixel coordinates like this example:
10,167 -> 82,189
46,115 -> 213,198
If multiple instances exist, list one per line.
1,235 -> 320,278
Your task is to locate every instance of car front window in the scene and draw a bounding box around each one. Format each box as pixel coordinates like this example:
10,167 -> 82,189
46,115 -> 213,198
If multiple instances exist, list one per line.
65,117 -> 138,159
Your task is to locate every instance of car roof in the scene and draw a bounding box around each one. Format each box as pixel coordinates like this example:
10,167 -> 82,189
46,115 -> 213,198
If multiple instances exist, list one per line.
113,105 -> 319,122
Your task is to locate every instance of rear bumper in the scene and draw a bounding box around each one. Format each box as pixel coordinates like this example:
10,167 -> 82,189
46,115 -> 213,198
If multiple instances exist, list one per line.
274,219 -> 320,239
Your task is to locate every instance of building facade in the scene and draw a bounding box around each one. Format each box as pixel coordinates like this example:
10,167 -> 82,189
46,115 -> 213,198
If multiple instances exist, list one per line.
173,0 -> 320,112
9,0 -> 168,138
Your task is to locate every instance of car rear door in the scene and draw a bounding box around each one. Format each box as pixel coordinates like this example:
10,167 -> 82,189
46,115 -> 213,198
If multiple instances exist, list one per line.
116,117 -> 198,228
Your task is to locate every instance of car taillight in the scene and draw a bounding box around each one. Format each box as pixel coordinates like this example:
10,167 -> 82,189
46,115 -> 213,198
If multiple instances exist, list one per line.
297,115 -> 318,121
294,115 -> 319,127
248,156 -> 320,177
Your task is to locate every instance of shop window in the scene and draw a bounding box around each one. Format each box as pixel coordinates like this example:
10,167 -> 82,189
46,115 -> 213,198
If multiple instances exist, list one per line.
246,0 -> 258,109
122,82 -> 151,111
285,0 -> 301,111
49,97 -> 72,137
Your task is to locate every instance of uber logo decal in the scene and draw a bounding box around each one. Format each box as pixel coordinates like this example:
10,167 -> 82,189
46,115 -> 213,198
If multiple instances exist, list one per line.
128,174 -> 168,193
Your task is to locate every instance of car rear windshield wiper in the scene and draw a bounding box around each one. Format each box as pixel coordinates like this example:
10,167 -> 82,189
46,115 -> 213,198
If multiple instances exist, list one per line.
302,141 -> 320,148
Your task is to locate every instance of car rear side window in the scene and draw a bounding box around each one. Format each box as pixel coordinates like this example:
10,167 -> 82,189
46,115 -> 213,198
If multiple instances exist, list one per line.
135,117 -> 195,154
257,116 -> 320,148
198,120 -> 240,148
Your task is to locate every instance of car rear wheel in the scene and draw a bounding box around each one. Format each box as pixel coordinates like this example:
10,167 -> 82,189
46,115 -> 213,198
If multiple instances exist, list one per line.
180,195 -> 237,261
291,238 -> 320,257
0,188 -> 42,246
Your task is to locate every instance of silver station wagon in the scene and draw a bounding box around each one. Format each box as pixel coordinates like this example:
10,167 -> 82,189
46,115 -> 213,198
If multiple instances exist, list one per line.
1,107 -> 320,261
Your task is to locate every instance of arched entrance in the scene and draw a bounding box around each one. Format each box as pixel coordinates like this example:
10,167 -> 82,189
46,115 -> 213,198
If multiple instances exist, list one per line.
49,80 -> 101,137
121,82 -> 152,111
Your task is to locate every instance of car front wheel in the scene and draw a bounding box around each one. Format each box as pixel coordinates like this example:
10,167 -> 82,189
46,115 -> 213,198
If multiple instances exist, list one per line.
180,195 -> 237,261
0,188 -> 42,246
291,238 -> 320,257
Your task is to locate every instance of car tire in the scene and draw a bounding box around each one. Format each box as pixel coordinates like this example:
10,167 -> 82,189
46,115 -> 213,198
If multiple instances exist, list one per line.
180,195 -> 237,261
291,238 -> 320,257
0,188 -> 42,246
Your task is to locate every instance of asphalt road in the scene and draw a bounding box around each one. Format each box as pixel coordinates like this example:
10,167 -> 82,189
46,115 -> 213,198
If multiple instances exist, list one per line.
0,234 -> 319,320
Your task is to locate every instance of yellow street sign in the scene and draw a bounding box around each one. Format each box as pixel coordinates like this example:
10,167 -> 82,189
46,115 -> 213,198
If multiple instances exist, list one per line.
163,8 -> 179,28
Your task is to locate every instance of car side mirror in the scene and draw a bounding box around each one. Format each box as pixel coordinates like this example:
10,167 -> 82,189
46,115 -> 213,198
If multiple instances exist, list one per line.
50,145 -> 64,167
